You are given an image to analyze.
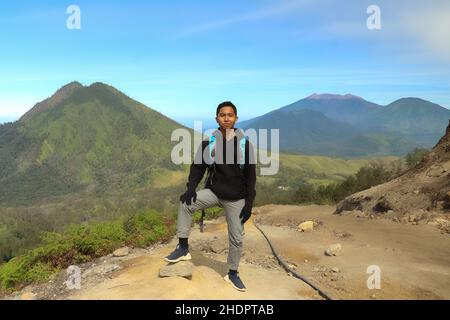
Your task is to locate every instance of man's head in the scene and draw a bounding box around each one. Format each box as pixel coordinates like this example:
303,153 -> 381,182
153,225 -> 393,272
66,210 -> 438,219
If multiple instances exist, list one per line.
216,101 -> 238,130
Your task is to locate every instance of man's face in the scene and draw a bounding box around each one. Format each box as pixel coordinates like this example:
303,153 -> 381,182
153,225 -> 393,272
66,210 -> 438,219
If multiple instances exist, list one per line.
216,106 -> 238,130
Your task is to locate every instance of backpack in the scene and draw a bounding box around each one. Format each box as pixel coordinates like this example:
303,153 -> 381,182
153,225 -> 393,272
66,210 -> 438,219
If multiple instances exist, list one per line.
204,133 -> 247,187
208,134 -> 247,169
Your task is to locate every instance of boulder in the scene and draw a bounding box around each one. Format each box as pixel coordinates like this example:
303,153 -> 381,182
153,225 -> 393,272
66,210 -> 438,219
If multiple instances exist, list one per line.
159,261 -> 193,278
113,247 -> 129,257
325,243 -> 342,256
298,221 -> 314,232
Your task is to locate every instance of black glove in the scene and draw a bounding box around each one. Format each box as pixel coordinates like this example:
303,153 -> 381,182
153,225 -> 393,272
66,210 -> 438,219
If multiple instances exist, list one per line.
180,188 -> 197,206
239,202 -> 252,224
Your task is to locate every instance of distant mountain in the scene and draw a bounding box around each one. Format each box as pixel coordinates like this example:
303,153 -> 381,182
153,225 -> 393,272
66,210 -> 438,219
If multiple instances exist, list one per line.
279,93 -> 381,125
0,82 -> 186,206
240,94 -> 450,157
365,97 -> 450,146
242,108 -> 416,157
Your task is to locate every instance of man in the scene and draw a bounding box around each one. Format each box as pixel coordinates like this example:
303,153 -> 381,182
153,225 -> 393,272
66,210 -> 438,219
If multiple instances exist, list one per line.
164,101 -> 256,292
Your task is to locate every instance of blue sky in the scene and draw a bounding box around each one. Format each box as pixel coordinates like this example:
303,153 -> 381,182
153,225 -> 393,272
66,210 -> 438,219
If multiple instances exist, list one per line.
1,0 -> 449,126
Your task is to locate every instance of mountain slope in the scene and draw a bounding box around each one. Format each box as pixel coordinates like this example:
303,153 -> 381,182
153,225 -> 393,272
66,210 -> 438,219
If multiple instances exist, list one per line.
335,119 -> 450,216
241,106 -> 417,157
365,97 -> 450,145
240,94 -> 450,157
0,82 -> 186,206
278,93 -> 381,125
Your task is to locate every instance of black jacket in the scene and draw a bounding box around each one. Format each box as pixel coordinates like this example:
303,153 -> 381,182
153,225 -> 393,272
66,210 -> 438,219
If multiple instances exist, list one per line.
186,128 -> 256,206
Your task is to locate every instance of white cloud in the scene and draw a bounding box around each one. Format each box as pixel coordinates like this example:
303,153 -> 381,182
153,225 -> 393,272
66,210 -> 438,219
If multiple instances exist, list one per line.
177,0 -> 317,36
398,3 -> 450,62
315,1 -> 450,63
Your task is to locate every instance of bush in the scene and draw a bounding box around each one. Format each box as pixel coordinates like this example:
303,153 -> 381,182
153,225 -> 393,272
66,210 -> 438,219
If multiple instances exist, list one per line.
192,207 -> 224,223
405,148 -> 429,168
0,210 -> 175,290
124,210 -> 175,247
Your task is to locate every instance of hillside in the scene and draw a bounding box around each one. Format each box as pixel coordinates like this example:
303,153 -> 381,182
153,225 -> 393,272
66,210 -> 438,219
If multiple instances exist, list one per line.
335,119 -> 450,219
366,98 -> 450,146
0,82 -> 186,206
240,94 -> 450,157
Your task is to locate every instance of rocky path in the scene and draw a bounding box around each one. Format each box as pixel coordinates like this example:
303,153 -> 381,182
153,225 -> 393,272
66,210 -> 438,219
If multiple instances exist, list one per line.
8,204 -> 449,300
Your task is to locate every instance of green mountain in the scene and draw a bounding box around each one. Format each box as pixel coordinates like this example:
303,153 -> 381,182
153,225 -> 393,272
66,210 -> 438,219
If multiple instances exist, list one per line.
0,82 -> 185,206
365,97 -> 450,146
278,93 -> 380,125
240,94 -> 450,157
242,108 -> 416,157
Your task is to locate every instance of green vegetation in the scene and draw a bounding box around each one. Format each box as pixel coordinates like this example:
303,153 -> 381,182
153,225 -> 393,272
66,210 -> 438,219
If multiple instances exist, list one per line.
405,148 -> 430,168
255,158 -> 405,206
0,83 -> 187,207
192,207 -> 224,223
0,210 -> 175,290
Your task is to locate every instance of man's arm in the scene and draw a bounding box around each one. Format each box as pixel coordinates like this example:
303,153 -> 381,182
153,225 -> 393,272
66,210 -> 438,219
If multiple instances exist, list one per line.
244,140 -> 256,206
239,140 -> 256,224
186,140 -> 208,190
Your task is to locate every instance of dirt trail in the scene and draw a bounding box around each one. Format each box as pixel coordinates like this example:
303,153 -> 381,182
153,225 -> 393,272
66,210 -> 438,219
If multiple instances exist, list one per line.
10,204 -> 449,300
254,204 -> 450,299
67,211 -> 323,300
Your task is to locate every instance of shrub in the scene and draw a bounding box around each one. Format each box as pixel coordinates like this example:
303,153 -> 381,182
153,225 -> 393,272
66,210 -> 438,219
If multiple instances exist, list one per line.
0,210 -> 175,290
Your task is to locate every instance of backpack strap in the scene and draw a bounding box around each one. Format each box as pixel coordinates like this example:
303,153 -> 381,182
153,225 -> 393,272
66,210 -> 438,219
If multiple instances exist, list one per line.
239,137 -> 247,169
208,133 -> 246,170
209,134 -> 216,163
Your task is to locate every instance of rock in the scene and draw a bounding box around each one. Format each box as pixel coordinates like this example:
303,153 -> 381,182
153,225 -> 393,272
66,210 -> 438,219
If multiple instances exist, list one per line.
209,241 -> 226,254
17,291 -> 37,300
331,267 -> 340,273
426,165 -> 445,177
82,264 -> 121,278
325,243 -> 342,256
298,221 -> 314,232
159,261 -> 193,278
113,247 -> 129,257
433,218 -> 450,233
372,196 -> 392,213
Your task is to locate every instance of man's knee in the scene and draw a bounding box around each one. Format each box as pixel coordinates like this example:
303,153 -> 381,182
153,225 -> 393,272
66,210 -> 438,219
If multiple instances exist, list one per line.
229,234 -> 243,248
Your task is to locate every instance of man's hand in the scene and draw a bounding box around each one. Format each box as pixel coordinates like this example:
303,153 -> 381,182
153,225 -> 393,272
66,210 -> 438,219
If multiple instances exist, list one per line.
239,203 -> 252,224
180,188 -> 197,206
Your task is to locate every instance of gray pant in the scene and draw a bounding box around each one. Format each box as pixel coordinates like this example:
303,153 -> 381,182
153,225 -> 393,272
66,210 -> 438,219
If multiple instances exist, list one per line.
176,188 -> 245,270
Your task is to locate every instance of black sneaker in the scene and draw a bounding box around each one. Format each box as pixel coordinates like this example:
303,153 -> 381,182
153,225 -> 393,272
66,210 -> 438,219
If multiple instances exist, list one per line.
224,272 -> 246,292
164,244 -> 191,263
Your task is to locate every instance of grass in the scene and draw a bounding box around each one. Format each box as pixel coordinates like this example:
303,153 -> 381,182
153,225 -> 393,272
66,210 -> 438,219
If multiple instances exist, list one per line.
279,152 -> 398,177
192,206 -> 224,223
0,209 -> 175,291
